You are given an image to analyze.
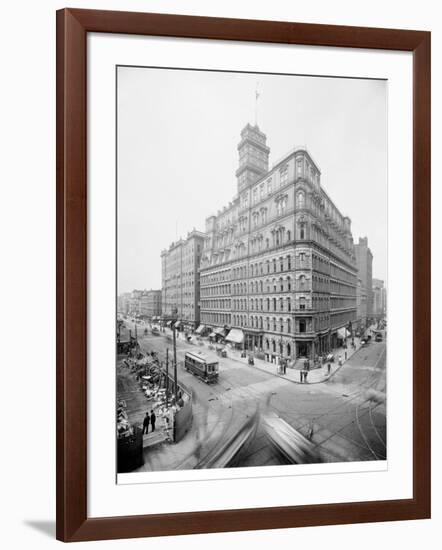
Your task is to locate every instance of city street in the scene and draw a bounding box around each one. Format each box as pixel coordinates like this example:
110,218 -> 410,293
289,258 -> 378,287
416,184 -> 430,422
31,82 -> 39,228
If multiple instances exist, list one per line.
122,320 -> 386,470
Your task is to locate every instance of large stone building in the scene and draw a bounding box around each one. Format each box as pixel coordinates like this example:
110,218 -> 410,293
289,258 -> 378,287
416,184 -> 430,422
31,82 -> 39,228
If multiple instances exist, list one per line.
117,292 -> 131,315
372,278 -> 386,318
161,230 -> 205,328
140,289 -> 162,318
354,237 -> 373,323
356,278 -> 368,329
199,123 -> 357,363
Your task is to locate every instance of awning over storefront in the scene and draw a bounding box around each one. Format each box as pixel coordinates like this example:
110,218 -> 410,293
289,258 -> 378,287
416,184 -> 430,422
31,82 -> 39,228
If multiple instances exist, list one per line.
174,321 -> 182,329
209,332 -> 216,339
226,328 -> 244,344
337,328 -> 351,339
213,327 -> 227,337
195,325 -> 205,335
166,321 -> 172,327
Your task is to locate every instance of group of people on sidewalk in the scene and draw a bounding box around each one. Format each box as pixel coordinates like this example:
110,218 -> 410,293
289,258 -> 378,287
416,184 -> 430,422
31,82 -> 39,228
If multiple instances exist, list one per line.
142,410 -> 156,434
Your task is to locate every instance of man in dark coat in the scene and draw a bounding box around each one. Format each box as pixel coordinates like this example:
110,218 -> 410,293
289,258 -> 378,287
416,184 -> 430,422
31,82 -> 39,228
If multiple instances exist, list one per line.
142,412 -> 150,434
150,410 -> 156,432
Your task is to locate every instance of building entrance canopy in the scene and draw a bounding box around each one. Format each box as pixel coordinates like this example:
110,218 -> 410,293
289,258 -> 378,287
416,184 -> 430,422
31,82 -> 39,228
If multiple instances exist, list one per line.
195,325 -> 206,335
226,328 -> 244,344
337,327 -> 351,339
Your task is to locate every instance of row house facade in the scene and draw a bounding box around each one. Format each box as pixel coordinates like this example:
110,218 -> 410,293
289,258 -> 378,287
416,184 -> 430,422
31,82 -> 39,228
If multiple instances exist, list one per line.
199,123 -> 357,363
161,229 -> 205,328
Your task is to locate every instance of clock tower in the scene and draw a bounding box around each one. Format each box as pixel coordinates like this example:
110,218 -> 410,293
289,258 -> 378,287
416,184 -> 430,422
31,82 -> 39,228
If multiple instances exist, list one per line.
235,123 -> 270,193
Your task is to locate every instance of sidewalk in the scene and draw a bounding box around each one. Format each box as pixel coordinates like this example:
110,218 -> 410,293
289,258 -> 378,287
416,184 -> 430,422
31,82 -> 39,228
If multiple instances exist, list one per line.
160,326 -> 363,385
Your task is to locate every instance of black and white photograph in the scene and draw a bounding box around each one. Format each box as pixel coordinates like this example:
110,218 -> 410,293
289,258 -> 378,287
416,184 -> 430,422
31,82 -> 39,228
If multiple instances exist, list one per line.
116,66 -> 387,475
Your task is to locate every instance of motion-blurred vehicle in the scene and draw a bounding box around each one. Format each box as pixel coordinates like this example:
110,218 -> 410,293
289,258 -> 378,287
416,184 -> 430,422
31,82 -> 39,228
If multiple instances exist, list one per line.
375,333 -> 383,342
326,353 -> 335,363
262,416 -> 321,464
194,410 -> 259,469
151,327 -> 160,336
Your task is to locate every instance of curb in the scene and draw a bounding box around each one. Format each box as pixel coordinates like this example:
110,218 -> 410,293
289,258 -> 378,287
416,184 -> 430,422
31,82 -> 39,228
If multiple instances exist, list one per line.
242,346 -> 364,385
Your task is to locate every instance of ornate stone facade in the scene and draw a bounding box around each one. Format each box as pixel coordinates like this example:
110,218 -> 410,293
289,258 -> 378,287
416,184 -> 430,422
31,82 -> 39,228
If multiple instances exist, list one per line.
199,124 -> 357,362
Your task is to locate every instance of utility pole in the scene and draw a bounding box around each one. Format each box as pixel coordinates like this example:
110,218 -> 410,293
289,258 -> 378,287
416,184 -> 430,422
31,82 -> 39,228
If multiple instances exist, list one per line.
173,325 -> 178,399
172,306 -> 178,400
165,348 -> 169,408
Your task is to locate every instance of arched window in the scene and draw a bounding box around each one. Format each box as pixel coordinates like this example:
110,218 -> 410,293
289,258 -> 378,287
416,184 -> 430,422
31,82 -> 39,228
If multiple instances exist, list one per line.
280,277 -> 284,291
287,276 -> 291,291
297,190 -> 305,209
299,275 -> 306,289
287,297 -> 291,312
273,298 -> 277,311
300,223 -> 306,240
287,230 -> 291,242
287,318 -> 291,333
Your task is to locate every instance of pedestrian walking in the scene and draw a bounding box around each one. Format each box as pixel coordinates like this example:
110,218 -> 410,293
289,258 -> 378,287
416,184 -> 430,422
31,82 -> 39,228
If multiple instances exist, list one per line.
300,370 -> 303,383
327,362 -> 331,375
338,355 -> 342,366
142,412 -> 150,435
304,370 -> 308,383
345,350 -> 348,360
150,410 -> 156,432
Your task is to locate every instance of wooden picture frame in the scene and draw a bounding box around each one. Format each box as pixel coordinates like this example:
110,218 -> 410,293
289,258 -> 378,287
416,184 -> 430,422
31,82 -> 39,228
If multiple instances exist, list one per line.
56,8 -> 431,542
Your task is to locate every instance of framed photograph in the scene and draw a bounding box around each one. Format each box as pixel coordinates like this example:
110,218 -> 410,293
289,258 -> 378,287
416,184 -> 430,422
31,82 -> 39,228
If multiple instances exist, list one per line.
56,8 -> 431,542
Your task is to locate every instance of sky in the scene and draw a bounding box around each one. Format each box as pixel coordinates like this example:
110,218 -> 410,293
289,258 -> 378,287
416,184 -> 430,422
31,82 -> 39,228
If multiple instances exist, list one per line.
117,66 -> 387,294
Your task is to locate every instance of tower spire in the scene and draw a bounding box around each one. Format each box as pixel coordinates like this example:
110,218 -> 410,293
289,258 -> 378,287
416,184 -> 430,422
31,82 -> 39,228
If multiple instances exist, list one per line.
254,82 -> 260,126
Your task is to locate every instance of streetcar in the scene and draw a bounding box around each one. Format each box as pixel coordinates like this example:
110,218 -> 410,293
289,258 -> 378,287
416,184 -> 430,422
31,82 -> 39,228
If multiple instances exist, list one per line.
184,351 -> 219,383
